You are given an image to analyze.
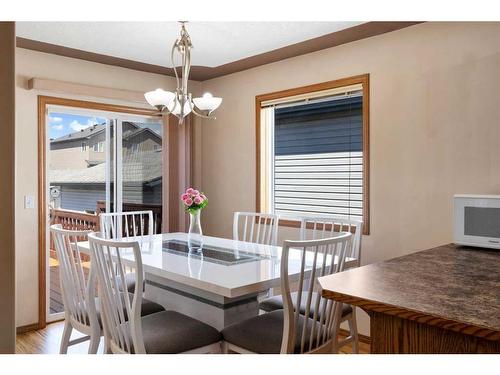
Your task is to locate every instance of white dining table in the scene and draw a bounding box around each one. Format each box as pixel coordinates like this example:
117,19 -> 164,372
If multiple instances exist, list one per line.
78,232 -> 356,330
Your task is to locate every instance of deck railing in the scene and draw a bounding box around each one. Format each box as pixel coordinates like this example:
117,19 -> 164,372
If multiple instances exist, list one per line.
50,208 -> 101,232
49,201 -> 163,246
49,208 -> 100,262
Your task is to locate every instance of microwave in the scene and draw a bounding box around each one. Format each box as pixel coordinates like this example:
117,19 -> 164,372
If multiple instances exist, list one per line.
454,194 -> 500,249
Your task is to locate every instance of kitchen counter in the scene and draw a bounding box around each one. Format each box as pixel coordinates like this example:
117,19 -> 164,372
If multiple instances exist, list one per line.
318,244 -> 500,353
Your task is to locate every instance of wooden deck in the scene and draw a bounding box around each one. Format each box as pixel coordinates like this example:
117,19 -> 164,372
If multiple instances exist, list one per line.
49,257 -> 91,315
49,261 -> 64,314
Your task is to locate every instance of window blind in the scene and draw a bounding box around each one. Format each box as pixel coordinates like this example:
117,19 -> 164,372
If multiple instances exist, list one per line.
272,93 -> 363,220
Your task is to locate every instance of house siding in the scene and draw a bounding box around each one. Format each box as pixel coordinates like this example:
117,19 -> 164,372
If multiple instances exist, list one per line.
57,182 -> 162,213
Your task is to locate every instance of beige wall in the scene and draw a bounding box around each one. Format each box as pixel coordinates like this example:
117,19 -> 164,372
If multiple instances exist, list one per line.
200,22 -> 500,336
0,22 -> 16,353
15,47 -> 202,327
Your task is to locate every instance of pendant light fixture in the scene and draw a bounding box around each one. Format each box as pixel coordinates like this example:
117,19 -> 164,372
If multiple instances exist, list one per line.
144,22 -> 222,123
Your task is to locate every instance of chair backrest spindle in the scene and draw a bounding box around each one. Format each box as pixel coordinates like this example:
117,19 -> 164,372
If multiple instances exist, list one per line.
88,232 -> 145,354
50,224 -> 97,330
233,212 -> 279,246
100,210 -> 155,240
280,232 -> 351,354
300,216 -> 362,265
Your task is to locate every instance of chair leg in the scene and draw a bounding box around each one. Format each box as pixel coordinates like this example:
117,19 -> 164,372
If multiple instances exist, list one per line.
60,320 -> 73,354
88,333 -> 101,354
331,303 -> 343,354
348,308 -> 359,354
104,337 -> 113,354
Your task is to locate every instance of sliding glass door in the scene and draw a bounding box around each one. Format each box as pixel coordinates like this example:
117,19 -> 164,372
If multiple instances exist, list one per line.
46,106 -> 162,321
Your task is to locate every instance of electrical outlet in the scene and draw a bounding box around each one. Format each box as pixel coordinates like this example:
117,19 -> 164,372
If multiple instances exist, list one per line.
24,195 -> 35,209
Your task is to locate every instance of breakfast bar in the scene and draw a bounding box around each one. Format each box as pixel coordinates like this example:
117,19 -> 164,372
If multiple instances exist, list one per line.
318,244 -> 500,353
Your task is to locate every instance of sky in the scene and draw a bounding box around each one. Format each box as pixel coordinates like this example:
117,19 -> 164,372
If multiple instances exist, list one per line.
48,112 -> 163,140
48,112 -> 106,140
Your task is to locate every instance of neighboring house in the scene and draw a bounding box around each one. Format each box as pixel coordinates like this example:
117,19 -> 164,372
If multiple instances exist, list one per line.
49,122 -> 162,169
49,122 -> 163,212
49,149 -> 162,213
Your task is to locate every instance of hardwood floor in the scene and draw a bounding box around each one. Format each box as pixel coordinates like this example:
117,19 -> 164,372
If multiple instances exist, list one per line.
16,321 -> 370,354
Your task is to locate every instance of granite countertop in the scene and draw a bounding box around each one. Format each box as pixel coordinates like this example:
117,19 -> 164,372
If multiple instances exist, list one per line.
318,244 -> 500,338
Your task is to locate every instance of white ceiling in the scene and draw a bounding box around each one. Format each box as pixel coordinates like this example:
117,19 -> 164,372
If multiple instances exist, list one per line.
16,22 -> 364,68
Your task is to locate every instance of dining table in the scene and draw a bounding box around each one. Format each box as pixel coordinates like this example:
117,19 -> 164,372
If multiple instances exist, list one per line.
78,232 -> 357,330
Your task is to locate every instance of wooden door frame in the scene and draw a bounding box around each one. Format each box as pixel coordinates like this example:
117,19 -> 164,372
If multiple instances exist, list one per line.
37,96 -> 159,328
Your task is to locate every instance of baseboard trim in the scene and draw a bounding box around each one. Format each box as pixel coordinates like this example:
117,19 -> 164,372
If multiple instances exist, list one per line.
339,328 -> 371,345
16,323 -> 40,334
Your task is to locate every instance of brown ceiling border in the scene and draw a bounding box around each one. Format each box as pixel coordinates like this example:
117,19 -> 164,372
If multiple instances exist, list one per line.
16,36 -> 177,77
16,22 -> 422,82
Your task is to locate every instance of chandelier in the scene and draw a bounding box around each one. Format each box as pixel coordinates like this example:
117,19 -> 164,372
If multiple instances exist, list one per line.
144,22 -> 222,123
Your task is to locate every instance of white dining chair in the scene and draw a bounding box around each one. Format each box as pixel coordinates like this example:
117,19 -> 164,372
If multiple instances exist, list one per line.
51,224 -> 101,354
100,210 -> 155,240
88,232 -> 222,354
259,216 -> 363,353
221,233 -> 352,354
51,224 -> 164,354
99,210 -> 155,293
233,212 -> 279,246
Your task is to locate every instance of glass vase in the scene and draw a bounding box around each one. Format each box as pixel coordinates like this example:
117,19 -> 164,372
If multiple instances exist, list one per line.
188,210 -> 203,251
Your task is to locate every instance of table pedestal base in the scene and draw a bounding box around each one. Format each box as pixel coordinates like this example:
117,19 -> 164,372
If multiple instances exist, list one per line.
370,312 -> 500,354
144,274 -> 261,330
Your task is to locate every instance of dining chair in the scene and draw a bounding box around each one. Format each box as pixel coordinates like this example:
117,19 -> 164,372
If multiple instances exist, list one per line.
233,212 -> 279,246
259,216 -> 363,353
100,210 -> 155,293
51,224 -> 164,354
88,232 -> 222,354
221,232 -> 352,354
100,210 -> 155,240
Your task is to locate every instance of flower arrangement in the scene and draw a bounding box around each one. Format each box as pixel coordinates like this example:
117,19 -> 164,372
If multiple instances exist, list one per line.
181,187 -> 208,214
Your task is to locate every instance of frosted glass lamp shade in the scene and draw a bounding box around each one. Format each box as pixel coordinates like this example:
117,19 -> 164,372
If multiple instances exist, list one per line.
167,97 -> 192,118
144,89 -> 175,109
193,93 -> 222,113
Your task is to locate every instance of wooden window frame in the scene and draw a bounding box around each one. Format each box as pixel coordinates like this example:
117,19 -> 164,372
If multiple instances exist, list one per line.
255,74 -> 370,235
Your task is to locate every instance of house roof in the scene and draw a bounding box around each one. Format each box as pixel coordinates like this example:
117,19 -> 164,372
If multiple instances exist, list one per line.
49,149 -> 162,185
51,122 -> 161,145
123,127 -> 162,143
50,123 -> 107,143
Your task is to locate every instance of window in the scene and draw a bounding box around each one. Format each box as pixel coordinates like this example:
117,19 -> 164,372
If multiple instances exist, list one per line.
256,75 -> 370,234
93,141 -> 104,152
131,143 -> 139,152
81,142 -> 86,151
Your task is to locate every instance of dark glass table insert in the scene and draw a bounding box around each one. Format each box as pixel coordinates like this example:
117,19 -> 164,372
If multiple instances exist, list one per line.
162,240 -> 269,266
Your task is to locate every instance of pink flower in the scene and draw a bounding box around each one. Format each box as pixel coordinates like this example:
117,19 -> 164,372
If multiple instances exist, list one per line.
184,198 -> 193,206
192,190 -> 200,196
181,193 -> 189,200
194,196 -> 202,204
200,194 -> 206,200
186,188 -> 195,195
